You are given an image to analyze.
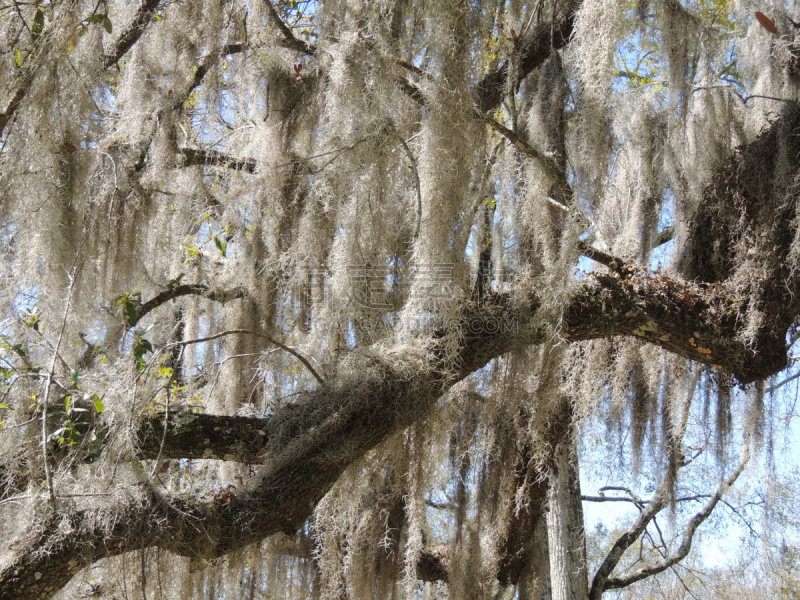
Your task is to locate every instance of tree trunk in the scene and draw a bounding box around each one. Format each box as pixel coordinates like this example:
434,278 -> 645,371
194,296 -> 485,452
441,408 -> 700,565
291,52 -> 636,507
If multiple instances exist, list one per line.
518,517 -> 552,600
546,431 -> 588,600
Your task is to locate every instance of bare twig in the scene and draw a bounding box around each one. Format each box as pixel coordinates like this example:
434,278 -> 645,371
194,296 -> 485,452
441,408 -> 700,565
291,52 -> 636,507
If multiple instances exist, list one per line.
41,265 -> 80,509
164,329 -> 324,385
148,348 -> 182,478
588,374 -> 699,599
765,369 -> 800,393
603,433 -> 752,591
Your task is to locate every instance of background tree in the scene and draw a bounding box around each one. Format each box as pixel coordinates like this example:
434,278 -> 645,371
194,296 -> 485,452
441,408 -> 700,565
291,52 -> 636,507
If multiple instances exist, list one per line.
0,0 -> 799,599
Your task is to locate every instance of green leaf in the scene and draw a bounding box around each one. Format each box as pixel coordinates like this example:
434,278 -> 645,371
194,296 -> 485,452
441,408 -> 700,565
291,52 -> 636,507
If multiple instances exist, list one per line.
103,16 -> 113,34
133,336 -> 153,372
213,235 -> 227,257
86,14 -> 105,24
0,403 -> 10,410
124,301 -> 139,327
166,272 -> 185,290
13,49 -> 22,67
31,9 -> 44,43
22,311 -> 38,331
92,395 -> 105,414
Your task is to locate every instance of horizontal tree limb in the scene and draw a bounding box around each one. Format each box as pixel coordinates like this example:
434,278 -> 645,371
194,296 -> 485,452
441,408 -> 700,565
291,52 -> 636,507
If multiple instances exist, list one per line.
178,147 -> 257,173
0,262 -> 790,597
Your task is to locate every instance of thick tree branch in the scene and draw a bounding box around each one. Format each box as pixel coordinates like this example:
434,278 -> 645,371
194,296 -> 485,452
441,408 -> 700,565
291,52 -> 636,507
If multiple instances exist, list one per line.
137,284 -> 247,322
475,5 -> 579,113
0,264 -> 789,597
138,412 -> 271,463
394,3 -> 579,113
2,0 -> 163,139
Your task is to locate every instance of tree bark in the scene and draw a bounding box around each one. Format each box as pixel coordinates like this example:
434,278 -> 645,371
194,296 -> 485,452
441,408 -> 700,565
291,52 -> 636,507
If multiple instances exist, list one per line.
0,258 -> 794,598
546,435 -> 588,600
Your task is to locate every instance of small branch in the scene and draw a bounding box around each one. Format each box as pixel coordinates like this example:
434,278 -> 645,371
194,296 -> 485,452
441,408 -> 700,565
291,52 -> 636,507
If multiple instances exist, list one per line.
164,329 -> 324,385
476,108 -> 641,277
395,59 -> 434,81
137,284 -> 247,322
765,369 -> 800,393
263,0 -> 316,55
41,266 -> 80,509
476,110 -> 569,197
598,486 -> 643,502
0,86 -> 26,139
147,350 -> 179,478
394,77 -> 426,106
179,146 -> 257,173
582,494 -> 713,505
425,499 -> 457,511
742,94 -> 798,105
577,241 -> 631,275
654,226 -> 674,248
582,495 -> 645,505
395,132 -> 422,239
177,43 -> 245,110
102,0 -> 162,69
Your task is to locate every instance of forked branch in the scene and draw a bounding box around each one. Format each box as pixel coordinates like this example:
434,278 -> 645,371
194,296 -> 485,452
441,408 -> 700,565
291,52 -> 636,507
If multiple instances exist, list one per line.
264,0 -> 317,55
600,433 -> 752,593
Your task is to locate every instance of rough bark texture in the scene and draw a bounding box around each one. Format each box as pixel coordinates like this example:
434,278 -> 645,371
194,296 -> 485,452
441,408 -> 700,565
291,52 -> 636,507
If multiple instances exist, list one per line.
2,1 -> 800,597
546,436 -> 588,600
1,258 -> 792,597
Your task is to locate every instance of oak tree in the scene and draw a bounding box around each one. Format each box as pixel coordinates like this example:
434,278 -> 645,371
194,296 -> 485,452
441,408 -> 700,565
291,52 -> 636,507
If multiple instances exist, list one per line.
0,0 -> 798,598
